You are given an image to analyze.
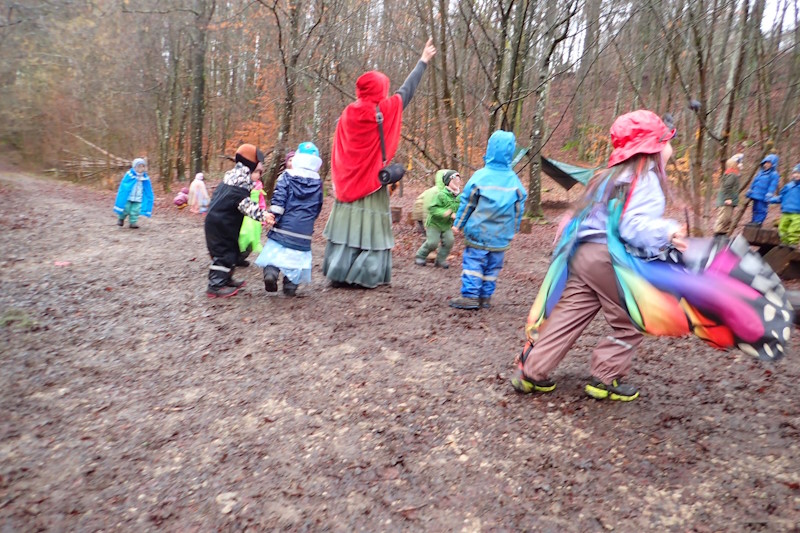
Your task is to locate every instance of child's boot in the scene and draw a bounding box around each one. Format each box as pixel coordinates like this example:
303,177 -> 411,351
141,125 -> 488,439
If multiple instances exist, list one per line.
117,218 -> 124,227
479,296 -> 491,308
283,276 -> 298,297
262,266 -> 280,292
207,285 -> 239,298
449,296 -> 480,310
208,264 -> 238,298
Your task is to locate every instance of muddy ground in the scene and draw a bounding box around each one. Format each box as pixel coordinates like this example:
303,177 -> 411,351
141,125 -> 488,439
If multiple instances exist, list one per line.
1,170 -> 799,532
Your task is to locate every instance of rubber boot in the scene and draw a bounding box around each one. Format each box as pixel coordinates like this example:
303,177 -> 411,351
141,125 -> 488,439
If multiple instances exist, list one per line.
208,262 -> 238,298
283,275 -> 298,297
263,266 -> 279,292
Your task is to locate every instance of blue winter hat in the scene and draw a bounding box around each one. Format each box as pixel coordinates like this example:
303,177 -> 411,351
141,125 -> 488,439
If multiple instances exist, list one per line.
296,142 -> 320,157
131,158 -> 147,170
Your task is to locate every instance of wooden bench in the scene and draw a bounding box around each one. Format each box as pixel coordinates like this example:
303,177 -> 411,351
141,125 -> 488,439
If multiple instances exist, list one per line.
742,224 -> 800,279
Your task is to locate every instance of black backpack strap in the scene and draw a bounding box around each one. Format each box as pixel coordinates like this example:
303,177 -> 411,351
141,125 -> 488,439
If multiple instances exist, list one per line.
376,105 -> 387,166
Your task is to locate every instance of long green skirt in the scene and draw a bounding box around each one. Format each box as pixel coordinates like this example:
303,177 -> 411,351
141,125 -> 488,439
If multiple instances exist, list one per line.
322,187 -> 393,288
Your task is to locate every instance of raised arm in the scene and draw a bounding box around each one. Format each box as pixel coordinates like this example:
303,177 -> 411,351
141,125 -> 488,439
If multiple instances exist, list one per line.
395,38 -> 436,109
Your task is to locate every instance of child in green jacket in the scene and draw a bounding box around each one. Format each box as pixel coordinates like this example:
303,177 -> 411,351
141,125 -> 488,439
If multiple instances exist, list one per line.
415,169 -> 462,268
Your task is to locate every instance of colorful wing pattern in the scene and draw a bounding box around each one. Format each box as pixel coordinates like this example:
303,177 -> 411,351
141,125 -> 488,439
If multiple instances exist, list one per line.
526,198 -> 793,362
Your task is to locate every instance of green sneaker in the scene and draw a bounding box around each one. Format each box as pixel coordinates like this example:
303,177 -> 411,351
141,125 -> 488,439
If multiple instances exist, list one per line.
511,369 -> 556,394
585,377 -> 639,401
510,343 -> 556,394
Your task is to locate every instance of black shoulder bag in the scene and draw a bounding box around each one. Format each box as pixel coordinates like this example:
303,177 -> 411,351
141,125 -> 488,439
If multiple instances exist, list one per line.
376,105 -> 405,186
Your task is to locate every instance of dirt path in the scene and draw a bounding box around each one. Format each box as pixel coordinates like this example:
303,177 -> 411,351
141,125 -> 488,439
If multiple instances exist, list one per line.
1,171 -> 799,531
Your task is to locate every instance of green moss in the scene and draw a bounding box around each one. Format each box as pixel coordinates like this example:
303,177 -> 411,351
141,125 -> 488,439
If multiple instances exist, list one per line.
1,308 -> 40,331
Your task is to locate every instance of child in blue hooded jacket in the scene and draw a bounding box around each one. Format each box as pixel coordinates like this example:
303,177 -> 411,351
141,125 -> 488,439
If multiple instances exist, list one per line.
114,158 -> 154,228
449,130 -> 527,310
771,164 -> 800,245
255,142 -> 324,297
746,154 -> 780,224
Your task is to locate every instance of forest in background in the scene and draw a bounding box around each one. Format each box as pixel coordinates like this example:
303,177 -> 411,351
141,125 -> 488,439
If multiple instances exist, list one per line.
0,0 -> 798,233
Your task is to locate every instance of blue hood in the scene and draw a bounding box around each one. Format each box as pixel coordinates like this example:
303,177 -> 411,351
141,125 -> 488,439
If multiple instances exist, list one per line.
762,154 -> 779,169
484,130 -> 515,169
747,154 -> 781,201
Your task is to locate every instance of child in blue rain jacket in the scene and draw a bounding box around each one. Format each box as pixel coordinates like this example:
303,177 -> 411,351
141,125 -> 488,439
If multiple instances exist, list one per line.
114,158 -> 154,228
746,154 -> 780,224
771,164 -> 800,245
449,130 -> 527,310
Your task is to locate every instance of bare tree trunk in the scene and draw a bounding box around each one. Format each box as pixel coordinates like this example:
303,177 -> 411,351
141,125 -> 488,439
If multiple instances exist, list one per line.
688,1 -> 709,235
716,0 -> 750,177
438,0 -> 464,169
263,1 -> 300,199
526,0 -> 574,218
572,0 -> 600,144
176,94 -> 190,183
189,0 -> 215,177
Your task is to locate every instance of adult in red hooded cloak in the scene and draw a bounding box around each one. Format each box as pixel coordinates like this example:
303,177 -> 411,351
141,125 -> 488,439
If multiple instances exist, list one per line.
322,39 -> 436,288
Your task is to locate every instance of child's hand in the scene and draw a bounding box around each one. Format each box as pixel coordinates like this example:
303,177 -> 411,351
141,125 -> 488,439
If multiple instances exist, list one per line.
671,236 -> 689,252
443,209 -> 452,217
450,212 -> 456,220
724,199 -> 733,205
671,225 -> 688,252
263,212 -> 276,227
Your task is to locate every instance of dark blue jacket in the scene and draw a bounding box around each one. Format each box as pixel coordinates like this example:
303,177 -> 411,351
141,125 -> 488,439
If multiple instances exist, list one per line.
268,169 -> 323,252
746,154 -> 780,201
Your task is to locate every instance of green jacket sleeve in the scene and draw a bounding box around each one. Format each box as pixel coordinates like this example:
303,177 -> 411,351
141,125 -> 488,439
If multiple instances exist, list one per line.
427,191 -> 450,219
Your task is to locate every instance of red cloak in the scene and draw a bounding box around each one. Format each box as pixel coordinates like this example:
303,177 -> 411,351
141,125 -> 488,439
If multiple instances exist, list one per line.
331,71 -> 403,202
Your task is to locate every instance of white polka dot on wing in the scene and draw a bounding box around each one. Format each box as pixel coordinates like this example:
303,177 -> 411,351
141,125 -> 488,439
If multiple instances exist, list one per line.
765,291 -> 783,307
738,343 -> 759,358
764,305 -> 776,321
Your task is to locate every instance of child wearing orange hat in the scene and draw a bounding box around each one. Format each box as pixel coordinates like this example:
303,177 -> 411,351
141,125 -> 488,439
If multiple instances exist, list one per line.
204,144 -> 275,298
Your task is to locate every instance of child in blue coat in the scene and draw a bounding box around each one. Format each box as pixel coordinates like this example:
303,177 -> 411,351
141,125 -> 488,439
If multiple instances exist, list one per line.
771,164 -> 800,245
255,142 -> 324,297
746,154 -> 780,224
114,158 -> 154,228
449,130 -> 527,310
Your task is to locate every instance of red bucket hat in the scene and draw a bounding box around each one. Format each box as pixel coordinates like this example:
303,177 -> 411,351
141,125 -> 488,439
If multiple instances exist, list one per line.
607,110 -> 676,168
